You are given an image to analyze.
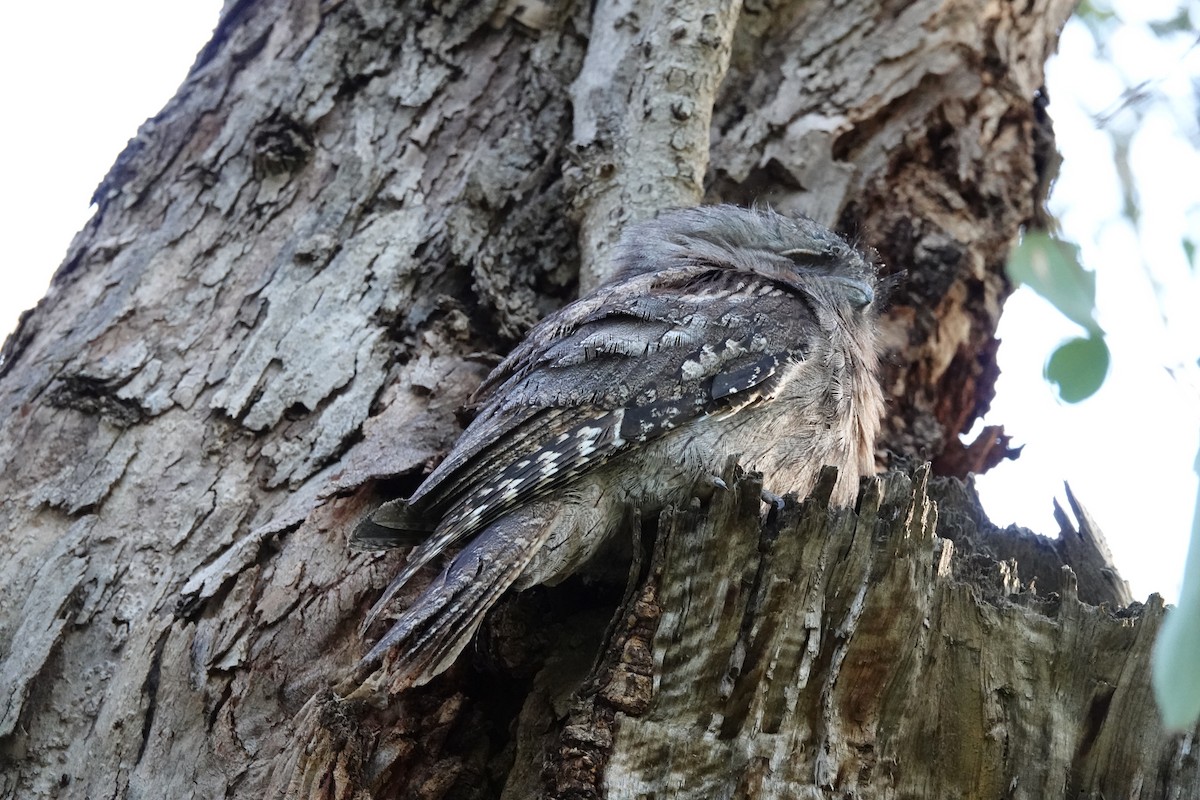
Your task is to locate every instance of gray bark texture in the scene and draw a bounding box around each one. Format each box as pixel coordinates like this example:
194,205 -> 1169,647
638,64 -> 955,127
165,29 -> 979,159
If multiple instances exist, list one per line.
1,0 -> 1194,798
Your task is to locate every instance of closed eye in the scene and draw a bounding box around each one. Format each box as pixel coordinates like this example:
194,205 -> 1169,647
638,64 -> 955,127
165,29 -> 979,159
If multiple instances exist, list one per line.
779,247 -> 841,268
823,275 -> 874,308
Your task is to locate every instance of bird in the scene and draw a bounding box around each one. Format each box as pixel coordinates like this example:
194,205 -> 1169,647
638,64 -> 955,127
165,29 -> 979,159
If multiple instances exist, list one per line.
352,204 -> 885,688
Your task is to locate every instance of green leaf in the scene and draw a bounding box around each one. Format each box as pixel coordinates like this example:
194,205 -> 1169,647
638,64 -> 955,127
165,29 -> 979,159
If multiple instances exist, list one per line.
1074,0 -> 1117,26
1183,237 -> 1196,271
1152,444 -> 1200,730
1148,8 -> 1194,36
1007,232 -> 1103,336
1073,0 -> 1119,39
1044,335 -> 1110,403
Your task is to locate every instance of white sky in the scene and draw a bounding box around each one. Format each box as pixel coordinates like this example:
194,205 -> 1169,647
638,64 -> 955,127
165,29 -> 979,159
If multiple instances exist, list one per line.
0,1 -> 224,329
1,3 -> 1196,603
974,5 -> 1200,604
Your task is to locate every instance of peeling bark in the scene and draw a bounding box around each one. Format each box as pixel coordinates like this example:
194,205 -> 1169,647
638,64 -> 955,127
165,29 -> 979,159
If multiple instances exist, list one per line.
3,1 -> 1191,799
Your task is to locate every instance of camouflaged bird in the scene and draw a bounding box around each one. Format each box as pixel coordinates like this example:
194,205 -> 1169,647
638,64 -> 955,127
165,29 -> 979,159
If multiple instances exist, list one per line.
353,205 -> 885,687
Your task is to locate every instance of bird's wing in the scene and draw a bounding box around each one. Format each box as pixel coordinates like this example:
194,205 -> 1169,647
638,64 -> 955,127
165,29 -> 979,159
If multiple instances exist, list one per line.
412,266 -> 817,516
357,266 -> 823,628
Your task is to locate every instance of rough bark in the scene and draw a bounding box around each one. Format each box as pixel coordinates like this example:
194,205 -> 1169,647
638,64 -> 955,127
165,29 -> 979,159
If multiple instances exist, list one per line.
3,0 -> 1192,799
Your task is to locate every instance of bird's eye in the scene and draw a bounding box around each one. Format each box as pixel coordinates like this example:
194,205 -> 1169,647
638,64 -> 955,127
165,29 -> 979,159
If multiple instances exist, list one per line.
780,246 -> 822,260
827,276 -> 874,308
780,246 -> 838,268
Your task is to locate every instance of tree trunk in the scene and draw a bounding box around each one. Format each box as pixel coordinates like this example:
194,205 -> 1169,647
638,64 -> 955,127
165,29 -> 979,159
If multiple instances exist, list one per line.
1,0 -> 1193,798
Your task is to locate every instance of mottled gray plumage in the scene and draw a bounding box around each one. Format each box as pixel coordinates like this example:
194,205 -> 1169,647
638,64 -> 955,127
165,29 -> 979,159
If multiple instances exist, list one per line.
353,205 -> 885,687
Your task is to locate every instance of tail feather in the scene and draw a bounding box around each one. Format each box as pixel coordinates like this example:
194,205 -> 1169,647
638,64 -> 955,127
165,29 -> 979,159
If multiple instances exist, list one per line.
358,492 -> 517,634
358,520 -> 477,635
353,497 -> 467,636
359,508 -> 552,688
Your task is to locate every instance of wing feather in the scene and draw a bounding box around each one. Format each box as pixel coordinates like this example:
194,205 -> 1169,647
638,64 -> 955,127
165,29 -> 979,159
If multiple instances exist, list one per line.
424,269 -> 817,519
360,268 -> 821,629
